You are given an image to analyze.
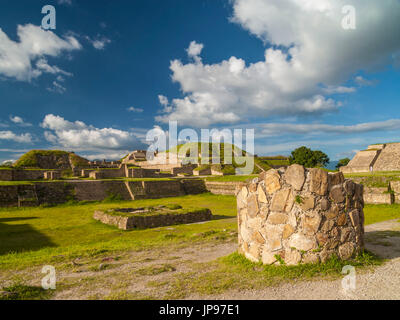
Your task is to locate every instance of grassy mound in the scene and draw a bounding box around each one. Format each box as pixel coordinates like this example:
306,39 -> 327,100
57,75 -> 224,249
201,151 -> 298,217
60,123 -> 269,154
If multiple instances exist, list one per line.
14,150 -> 89,169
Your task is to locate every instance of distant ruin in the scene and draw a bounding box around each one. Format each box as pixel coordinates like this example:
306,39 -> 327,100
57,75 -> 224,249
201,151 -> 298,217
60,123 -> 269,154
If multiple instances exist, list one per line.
341,143 -> 400,173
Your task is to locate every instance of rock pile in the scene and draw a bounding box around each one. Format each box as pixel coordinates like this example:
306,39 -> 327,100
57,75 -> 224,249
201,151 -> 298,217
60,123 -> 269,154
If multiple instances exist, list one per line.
237,165 -> 365,265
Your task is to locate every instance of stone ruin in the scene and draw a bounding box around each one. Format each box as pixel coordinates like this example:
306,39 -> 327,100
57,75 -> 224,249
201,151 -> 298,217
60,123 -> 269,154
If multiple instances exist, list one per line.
237,165 -> 365,265
94,205 -> 212,230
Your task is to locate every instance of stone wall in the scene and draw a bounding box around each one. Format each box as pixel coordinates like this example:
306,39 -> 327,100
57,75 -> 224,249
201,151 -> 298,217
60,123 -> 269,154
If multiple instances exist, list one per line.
390,181 -> 400,203
237,165 -> 365,265
171,164 -> 198,175
205,181 -> 242,195
363,187 -> 393,204
0,169 -> 48,181
93,208 -> 212,230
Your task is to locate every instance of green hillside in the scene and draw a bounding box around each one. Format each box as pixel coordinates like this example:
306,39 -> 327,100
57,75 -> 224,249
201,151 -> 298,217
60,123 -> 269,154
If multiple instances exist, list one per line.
14,150 -> 89,169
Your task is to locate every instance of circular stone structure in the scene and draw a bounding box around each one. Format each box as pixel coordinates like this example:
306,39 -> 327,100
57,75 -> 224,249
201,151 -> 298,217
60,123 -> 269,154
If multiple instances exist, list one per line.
237,165 -> 364,265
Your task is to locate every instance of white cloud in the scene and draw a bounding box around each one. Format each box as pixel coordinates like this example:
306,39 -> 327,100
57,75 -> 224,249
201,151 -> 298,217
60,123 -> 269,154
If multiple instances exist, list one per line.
46,81 -> 67,94
0,131 -> 32,143
186,41 -> 204,63
0,24 -> 81,81
85,36 -> 111,50
127,107 -> 144,113
9,115 -> 32,127
157,0 -> 400,127
259,119 -> 400,137
57,0 -> 72,5
41,114 -> 143,150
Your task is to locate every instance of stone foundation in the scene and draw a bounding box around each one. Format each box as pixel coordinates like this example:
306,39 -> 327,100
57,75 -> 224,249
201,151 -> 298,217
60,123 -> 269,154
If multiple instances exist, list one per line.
94,207 -> 212,230
237,165 -> 365,265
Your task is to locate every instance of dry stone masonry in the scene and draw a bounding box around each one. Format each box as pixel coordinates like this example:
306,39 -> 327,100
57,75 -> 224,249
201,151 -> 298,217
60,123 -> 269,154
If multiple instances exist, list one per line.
237,165 -> 365,265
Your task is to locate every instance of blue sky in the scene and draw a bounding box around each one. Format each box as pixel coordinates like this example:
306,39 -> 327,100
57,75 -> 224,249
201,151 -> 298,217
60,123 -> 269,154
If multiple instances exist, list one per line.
1,0 -> 400,163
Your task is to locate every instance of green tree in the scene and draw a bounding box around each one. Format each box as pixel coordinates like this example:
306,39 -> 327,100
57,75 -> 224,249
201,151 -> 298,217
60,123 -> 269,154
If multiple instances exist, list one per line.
289,146 -> 330,168
336,158 -> 350,169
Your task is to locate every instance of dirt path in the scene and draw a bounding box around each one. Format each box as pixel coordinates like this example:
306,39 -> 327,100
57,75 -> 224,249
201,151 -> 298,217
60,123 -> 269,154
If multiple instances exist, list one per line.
188,220 -> 400,300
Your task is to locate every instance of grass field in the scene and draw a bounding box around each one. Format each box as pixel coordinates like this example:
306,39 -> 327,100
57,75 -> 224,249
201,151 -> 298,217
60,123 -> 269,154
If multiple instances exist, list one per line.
0,194 -> 398,299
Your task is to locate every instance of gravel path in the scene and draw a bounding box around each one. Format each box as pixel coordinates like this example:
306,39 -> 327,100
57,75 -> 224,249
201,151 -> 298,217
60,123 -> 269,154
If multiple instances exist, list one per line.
190,220 -> 400,300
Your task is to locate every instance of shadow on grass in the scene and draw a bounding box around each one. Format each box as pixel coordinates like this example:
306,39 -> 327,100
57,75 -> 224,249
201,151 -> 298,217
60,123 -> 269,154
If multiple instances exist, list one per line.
211,215 -> 236,221
365,230 -> 400,260
0,217 -> 57,256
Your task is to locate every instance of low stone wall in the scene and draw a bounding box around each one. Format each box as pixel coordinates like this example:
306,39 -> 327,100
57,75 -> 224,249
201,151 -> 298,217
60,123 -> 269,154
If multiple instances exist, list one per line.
390,181 -> 400,203
205,181 -> 242,195
93,208 -> 212,230
237,165 -> 365,265
0,169 -> 47,181
363,187 -> 393,204
193,168 -> 212,176
89,168 -> 126,179
172,164 -> 198,176
128,168 -> 161,178
181,179 -> 207,194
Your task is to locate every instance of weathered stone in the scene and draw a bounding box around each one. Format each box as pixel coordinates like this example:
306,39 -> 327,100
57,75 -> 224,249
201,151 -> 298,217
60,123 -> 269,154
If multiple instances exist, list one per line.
289,233 -> 317,251
330,227 -> 340,239
247,194 -> 259,218
320,249 -> 335,263
249,183 -> 257,193
299,195 -> 315,211
261,248 -> 277,265
240,223 -> 252,243
344,180 -> 355,196
237,186 -> 248,209
328,172 -> 344,187
321,220 -> 335,233
259,206 -> 269,219
267,212 -> 288,225
340,227 -> 351,243
264,169 -> 281,194
339,242 -> 355,260
329,185 -> 345,203
326,239 -> 340,249
264,225 -> 283,252
325,204 -> 340,219
257,184 -> 268,204
309,168 -> 328,195
349,209 -> 360,227
285,191 -> 295,213
316,233 -> 329,246
301,213 -> 321,236
270,188 -> 291,212
284,248 -> 302,265
245,243 -> 261,262
337,213 -> 347,226
320,198 -> 330,211
252,231 -> 265,244
282,224 -> 295,239
302,252 -> 320,264
284,164 -> 305,191
247,217 -> 263,231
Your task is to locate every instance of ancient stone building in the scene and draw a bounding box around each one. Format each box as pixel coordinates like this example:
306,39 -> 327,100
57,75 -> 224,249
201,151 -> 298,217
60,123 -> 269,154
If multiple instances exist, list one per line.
237,165 -> 365,265
341,143 -> 400,173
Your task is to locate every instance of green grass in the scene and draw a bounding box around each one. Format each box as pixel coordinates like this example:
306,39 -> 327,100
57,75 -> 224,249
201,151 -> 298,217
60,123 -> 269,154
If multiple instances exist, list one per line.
0,282 -> 53,300
364,204 -> 400,225
106,205 -> 209,218
0,194 -> 237,270
344,171 -> 400,178
164,250 -> 381,299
